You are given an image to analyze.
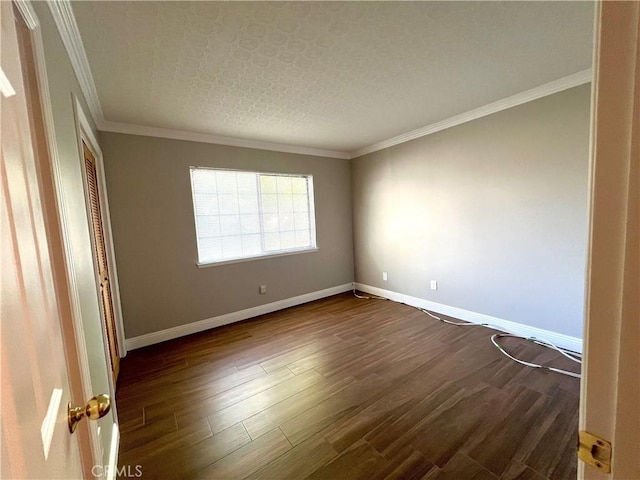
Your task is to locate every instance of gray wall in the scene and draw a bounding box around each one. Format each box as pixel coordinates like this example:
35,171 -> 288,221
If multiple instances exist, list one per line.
100,133 -> 354,338
352,85 -> 591,338
32,1 -> 115,463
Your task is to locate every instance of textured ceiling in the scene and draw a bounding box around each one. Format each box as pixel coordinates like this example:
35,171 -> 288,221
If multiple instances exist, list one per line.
72,1 -> 594,154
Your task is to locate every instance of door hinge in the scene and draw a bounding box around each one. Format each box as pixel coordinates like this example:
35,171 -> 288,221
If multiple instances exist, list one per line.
578,430 -> 612,473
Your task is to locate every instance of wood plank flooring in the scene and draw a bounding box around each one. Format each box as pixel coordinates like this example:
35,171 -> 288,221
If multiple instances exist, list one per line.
116,293 -> 580,480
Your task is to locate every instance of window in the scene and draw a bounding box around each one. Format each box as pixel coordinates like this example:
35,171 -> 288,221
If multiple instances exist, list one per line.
190,167 -> 317,265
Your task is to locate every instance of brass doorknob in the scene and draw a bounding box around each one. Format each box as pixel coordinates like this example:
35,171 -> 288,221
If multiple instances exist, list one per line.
68,394 -> 111,433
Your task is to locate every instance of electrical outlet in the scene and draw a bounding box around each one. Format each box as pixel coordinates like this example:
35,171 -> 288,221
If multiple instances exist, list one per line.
382,271 -> 388,281
430,280 -> 438,291
259,285 -> 267,294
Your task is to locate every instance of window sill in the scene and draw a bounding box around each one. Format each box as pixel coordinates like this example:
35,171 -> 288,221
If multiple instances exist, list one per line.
196,247 -> 319,268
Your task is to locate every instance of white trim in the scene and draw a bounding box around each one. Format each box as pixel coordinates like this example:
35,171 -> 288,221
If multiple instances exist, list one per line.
354,283 -> 583,353
105,423 -> 119,480
47,1 -> 104,126
46,0 -> 592,161
99,120 -> 351,160
349,69 -> 594,158
25,2 -> 105,472
73,97 -> 128,360
14,0 -> 38,29
75,101 -> 100,154
125,283 -> 353,350
579,7 -> 601,479
100,70 -> 592,160
198,248 -> 320,268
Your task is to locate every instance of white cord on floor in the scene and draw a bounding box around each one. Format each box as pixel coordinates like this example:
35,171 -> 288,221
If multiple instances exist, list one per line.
352,289 -> 387,300
353,289 -> 582,379
491,334 -> 581,378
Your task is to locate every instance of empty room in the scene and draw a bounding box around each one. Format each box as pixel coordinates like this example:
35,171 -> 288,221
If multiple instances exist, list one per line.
2,1 -> 638,479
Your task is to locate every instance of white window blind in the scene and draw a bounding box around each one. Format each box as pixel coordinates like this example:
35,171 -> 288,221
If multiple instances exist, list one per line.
190,167 -> 317,264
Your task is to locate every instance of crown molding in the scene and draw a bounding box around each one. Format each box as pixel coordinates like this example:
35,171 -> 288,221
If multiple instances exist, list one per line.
14,0 -> 39,30
47,0 -> 104,126
45,0 -> 348,159
99,120 -> 351,160
46,0 -> 592,162
349,68 -> 593,159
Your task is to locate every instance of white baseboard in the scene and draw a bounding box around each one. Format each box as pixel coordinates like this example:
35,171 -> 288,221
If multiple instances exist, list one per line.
354,283 -> 583,353
125,283 -> 354,350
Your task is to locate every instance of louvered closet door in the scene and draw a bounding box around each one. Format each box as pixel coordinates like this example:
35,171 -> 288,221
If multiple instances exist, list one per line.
83,142 -> 120,384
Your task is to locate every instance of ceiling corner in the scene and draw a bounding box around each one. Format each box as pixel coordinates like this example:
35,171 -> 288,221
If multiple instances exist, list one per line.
350,68 -> 593,159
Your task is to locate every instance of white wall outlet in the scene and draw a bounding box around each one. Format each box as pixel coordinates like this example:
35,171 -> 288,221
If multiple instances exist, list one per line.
430,280 -> 438,290
382,271 -> 388,281
259,285 -> 267,294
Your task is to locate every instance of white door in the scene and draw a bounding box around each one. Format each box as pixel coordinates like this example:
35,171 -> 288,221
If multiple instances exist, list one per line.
580,1 -> 639,479
1,2 -> 107,478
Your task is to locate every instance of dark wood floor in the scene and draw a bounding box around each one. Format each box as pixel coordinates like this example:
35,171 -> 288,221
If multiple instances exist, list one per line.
116,292 -> 580,480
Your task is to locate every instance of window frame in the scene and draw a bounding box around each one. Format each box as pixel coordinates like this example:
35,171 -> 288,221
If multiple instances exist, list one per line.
189,166 -> 318,267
